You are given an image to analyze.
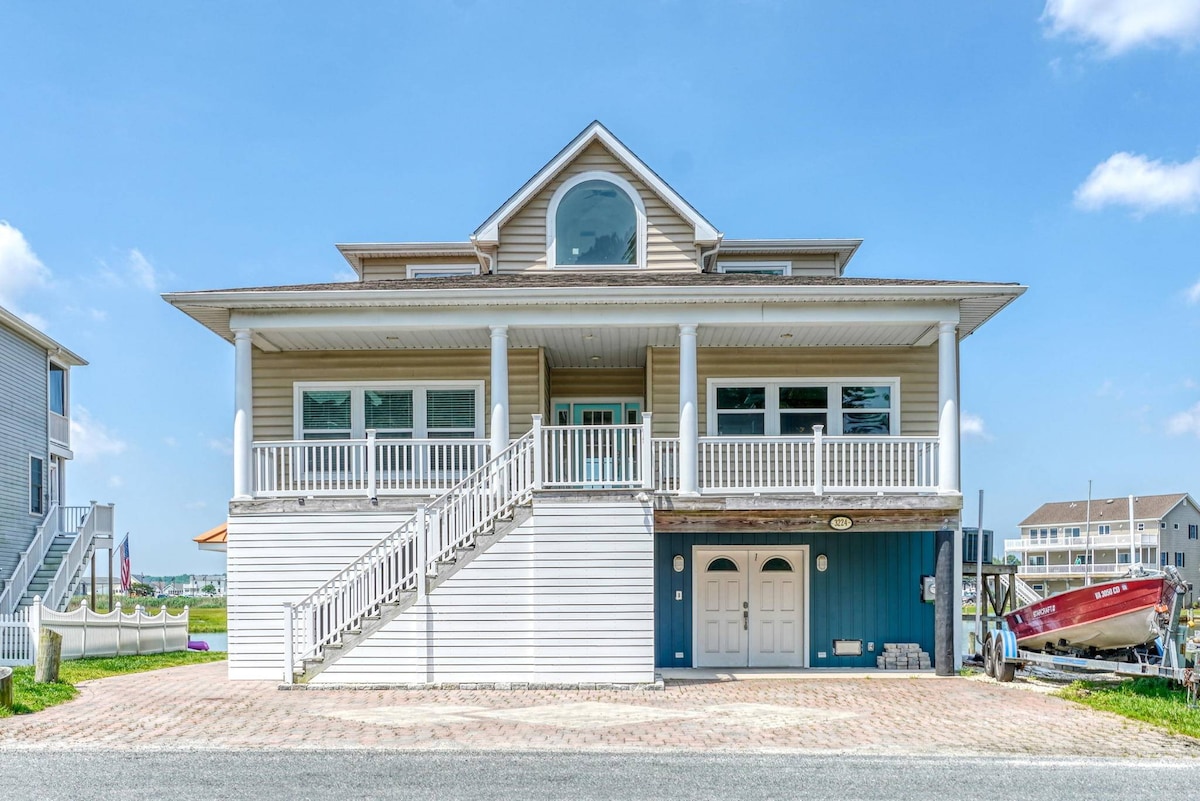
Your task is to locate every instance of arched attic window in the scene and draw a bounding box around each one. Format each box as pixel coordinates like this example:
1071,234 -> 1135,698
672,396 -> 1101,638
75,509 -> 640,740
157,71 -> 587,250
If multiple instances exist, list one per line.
546,171 -> 647,269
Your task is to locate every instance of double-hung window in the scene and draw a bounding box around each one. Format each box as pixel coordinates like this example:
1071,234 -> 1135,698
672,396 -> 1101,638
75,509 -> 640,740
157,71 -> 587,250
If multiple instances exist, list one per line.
1098,524 -> 1111,535
1177,552 -> 1187,568
708,379 -> 898,436
296,382 -> 483,473
1189,524 -> 1198,540
296,382 -> 482,441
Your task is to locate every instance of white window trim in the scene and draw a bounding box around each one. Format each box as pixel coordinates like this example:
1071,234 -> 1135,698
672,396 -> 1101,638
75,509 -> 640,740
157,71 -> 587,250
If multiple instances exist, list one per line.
705,377 -> 901,436
405,263 -> 480,279
293,380 -> 485,440
716,261 -> 792,276
29,454 -> 44,516
546,170 -> 647,270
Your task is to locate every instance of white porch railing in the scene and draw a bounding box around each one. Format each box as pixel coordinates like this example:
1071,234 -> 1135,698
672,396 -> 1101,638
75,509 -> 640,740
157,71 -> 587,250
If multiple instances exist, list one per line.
251,435 -> 490,498
1004,534 -> 1159,551
254,422 -> 940,499
539,416 -> 653,489
283,429 -> 536,682
1019,563 -> 1125,576
42,503 -> 114,612
59,505 -> 92,534
653,438 -> 680,493
693,426 -> 939,494
49,411 -> 70,447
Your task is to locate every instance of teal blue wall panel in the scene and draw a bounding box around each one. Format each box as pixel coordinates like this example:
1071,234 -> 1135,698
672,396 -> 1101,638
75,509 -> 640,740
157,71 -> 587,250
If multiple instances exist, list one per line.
654,531 -> 936,668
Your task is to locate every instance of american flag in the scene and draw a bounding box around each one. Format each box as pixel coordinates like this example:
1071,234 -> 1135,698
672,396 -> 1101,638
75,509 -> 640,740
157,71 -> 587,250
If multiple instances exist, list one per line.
119,535 -> 131,592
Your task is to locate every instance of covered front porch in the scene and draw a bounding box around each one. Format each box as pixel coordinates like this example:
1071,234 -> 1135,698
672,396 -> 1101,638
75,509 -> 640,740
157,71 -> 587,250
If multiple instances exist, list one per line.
217,286 -> 970,503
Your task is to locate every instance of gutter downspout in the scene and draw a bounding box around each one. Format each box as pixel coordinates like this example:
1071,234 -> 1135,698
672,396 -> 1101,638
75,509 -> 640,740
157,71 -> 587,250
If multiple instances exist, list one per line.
698,234 -> 724,273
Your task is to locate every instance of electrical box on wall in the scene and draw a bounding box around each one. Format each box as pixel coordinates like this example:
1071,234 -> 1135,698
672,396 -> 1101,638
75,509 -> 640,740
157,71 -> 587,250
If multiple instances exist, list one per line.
920,575 -> 936,603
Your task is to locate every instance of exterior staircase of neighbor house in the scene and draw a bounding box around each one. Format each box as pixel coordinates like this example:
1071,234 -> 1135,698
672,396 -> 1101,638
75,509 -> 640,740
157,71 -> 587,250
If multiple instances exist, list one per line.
18,534 -> 74,609
285,431 -> 539,684
0,503 -> 114,615
999,573 -> 1044,606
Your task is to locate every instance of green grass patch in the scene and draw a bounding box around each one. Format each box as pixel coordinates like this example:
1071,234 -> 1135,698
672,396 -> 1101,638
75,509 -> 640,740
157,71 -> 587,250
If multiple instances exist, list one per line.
186,606 -> 227,633
1058,677 -> 1200,738
1,651 -> 226,717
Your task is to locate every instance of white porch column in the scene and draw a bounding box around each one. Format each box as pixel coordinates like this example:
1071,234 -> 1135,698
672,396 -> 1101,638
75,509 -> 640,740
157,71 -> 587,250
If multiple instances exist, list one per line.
937,321 -> 960,495
678,324 -> 699,495
490,325 -> 510,457
233,328 -> 254,500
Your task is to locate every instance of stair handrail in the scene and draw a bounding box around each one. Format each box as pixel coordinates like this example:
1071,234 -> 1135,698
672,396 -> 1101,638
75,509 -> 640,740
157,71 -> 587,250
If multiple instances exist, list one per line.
0,503 -> 60,614
284,429 -> 538,681
42,502 -> 113,611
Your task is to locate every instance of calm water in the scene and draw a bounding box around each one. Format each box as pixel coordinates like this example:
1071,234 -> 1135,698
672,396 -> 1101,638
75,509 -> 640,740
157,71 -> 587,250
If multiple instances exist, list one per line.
189,632 -> 227,652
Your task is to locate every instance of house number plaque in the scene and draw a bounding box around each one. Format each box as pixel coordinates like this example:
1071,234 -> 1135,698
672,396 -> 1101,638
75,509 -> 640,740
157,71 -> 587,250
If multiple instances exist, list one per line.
829,515 -> 854,531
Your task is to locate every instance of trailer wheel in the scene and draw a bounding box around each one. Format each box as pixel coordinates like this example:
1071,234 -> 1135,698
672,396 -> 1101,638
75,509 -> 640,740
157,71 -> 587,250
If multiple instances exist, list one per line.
983,637 -> 996,678
995,649 -> 1016,683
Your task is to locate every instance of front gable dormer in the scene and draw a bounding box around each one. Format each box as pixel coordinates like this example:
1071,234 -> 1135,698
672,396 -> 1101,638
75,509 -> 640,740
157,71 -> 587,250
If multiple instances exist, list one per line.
473,122 -> 721,273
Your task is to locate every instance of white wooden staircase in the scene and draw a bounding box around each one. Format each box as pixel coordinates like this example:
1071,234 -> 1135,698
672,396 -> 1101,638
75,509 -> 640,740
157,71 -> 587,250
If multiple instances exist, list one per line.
0,503 -> 114,615
283,430 -> 538,683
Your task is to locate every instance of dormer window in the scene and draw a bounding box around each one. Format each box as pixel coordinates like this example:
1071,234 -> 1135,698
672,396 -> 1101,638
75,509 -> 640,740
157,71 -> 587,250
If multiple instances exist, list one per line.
547,171 -> 646,269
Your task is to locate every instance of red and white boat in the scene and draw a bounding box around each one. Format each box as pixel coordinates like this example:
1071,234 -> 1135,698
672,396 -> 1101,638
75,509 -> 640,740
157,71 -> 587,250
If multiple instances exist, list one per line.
1004,569 -> 1184,654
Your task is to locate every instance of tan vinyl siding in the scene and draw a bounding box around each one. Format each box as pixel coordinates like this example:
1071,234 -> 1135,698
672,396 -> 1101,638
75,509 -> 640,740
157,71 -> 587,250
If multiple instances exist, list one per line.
359,256 -> 479,282
497,141 -> 698,273
647,346 -> 938,438
251,348 -> 541,441
549,368 -> 645,399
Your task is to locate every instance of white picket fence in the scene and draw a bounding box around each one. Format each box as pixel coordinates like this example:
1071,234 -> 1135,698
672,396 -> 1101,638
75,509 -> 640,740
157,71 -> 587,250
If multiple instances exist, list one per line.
0,598 -> 189,666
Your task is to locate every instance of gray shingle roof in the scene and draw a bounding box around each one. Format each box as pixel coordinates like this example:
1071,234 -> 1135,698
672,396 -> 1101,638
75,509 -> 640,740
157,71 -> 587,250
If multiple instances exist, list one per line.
176,272 -> 1022,295
1019,493 -> 1191,527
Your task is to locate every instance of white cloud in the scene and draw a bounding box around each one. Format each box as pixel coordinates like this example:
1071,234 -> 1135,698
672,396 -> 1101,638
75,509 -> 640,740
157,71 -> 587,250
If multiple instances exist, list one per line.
332,269 -> 358,283
163,436 -> 178,447
1074,152 -> 1200,214
108,475 -> 125,489
70,406 -> 128,462
1043,0 -> 1200,56
1167,402 -> 1200,438
184,500 -> 208,510
128,248 -> 159,291
1187,278 -> 1200,304
0,221 -> 51,327
207,437 -> 233,456
961,413 -> 992,440
98,248 -> 166,292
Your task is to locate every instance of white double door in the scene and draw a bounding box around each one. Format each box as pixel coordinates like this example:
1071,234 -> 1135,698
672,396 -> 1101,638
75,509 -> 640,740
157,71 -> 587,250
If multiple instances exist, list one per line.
694,546 -> 807,668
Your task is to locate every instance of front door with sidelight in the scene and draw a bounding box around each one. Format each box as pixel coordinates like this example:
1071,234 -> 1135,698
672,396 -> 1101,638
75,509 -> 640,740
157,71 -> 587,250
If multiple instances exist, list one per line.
693,547 -> 808,668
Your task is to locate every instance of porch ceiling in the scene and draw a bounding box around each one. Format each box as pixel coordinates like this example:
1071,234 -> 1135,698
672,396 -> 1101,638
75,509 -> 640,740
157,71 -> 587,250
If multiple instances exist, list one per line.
251,322 -> 937,368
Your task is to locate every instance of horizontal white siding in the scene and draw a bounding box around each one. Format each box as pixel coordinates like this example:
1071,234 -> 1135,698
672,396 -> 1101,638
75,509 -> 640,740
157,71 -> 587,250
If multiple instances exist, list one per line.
312,496 -> 655,684
225,511 -> 414,680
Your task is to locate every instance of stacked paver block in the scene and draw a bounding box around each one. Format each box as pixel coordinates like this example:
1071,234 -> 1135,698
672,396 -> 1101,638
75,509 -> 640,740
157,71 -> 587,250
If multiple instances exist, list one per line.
876,642 -> 932,670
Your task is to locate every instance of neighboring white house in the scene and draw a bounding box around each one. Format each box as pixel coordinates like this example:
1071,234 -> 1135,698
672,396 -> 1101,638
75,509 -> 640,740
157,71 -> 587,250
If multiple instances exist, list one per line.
1006,493 -> 1200,598
167,121 -> 1024,684
0,305 -> 115,615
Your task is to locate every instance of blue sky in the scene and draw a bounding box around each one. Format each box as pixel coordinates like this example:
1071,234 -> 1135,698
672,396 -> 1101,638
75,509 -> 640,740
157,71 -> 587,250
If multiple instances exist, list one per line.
2,1 -> 1199,573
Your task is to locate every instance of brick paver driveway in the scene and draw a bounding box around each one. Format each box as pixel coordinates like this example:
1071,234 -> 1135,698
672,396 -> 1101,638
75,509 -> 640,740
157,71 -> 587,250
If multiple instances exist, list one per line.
1,661 -> 1196,757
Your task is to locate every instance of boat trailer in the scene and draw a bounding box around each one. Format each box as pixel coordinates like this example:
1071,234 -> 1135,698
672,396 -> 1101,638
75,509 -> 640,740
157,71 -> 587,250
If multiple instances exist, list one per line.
984,571 -> 1200,706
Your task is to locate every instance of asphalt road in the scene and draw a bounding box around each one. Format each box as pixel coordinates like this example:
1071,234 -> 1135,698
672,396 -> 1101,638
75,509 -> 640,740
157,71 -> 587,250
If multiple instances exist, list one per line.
4,751 -> 1198,800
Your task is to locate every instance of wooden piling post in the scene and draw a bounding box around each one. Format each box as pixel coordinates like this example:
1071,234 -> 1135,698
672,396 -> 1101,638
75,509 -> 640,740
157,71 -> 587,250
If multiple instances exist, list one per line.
0,666 -> 13,710
35,628 -> 63,683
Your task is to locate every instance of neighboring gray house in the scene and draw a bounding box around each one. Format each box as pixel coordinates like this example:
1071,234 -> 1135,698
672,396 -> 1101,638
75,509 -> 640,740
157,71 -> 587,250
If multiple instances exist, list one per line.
1005,493 -> 1200,598
0,305 -> 114,613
